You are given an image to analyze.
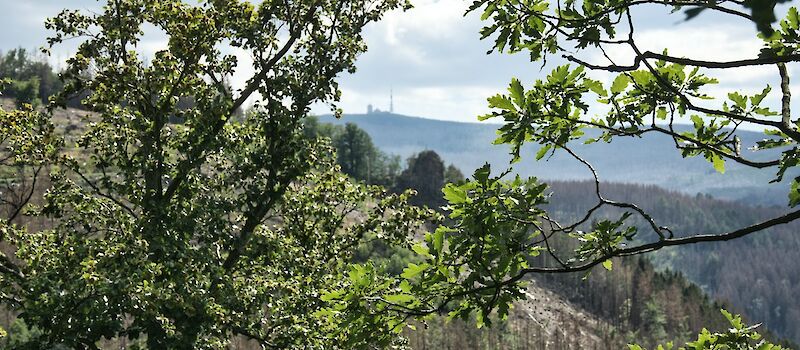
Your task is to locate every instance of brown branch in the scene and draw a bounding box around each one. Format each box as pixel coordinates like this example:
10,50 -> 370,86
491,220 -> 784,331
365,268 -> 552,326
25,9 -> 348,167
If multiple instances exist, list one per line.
7,166 -> 41,223
778,62 -> 795,137
565,52 -> 800,72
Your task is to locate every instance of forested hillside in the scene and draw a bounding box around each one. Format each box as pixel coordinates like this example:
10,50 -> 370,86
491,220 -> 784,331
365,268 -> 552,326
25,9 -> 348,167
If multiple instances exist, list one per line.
545,181 -> 800,342
320,113 -> 792,206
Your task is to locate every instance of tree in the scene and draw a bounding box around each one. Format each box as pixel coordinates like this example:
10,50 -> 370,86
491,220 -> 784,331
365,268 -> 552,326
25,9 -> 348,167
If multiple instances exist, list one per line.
0,48 -> 63,104
444,163 -> 465,185
304,118 -> 401,186
0,0 -> 437,348
335,123 -> 381,181
8,78 -> 41,108
394,150 -> 447,208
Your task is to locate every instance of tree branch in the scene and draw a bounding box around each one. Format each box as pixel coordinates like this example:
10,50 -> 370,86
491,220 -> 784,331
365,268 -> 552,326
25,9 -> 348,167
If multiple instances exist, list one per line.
778,62 -> 795,137
163,3 -> 321,203
565,52 -> 800,72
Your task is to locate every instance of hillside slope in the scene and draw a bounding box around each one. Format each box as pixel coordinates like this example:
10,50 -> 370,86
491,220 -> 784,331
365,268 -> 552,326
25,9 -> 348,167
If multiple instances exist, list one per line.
545,181 -> 800,343
406,281 -> 626,349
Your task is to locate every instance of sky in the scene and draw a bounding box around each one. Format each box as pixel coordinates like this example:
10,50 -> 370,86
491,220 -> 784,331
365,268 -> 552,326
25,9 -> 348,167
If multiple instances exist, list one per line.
0,0 -> 795,125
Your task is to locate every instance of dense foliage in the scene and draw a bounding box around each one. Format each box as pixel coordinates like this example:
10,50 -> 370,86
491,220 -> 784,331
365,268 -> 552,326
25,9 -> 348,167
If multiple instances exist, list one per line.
0,49 -> 62,107
1,0 -> 797,348
0,0 -> 440,348
394,150 -> 447,208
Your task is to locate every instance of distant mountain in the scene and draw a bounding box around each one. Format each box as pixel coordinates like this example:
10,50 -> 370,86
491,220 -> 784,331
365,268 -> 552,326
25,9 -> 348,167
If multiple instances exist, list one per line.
320,112 -> 792,206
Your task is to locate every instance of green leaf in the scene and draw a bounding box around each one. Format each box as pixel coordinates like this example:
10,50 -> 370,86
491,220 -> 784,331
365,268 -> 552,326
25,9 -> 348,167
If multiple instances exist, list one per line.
690,115 -> 704,129
610,74 -> 629,94
411,243 -> 430,256
442,184 -> 467,204
750,85 -> 771,106
584,79 -> 607,97
488,95 -> 516,111
711,154 -> 725,174
535,145 -> 550,160
399,280 -> 412,293
656,107 -> 668,120
550,65 -> 570,83
384,293 -> 415,304
432,228 -> 444,254
480,3 -> 496,20
477,112 -> 496,121
787,7 -> 800,30
401,263 -> 429,279
473,163 -> 492,183
509,78 -> 525,107
602,259 -> 613,271
790,178 -> 800,207
321,290 -> 344,302
728,92 -> 747,109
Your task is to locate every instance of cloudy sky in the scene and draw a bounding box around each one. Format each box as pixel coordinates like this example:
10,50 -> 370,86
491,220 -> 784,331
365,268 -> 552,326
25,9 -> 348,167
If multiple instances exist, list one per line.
0,0 -> 793,125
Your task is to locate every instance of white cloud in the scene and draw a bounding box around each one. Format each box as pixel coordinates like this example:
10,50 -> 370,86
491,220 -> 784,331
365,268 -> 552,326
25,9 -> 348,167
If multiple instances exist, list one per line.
578,23 -> 792,131
3,1 -> 793,128
591,24 -> 772,84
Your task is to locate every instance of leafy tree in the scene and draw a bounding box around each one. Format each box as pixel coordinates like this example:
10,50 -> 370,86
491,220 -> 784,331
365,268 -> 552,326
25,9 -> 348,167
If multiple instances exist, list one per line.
0,48 -> 62,103
444,163 -> 465,184
335,123 -> 381,181
394,150 -> 447,208
9,78 -> 41,108
642,299 -> 669,345
0,0 -> 437,348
